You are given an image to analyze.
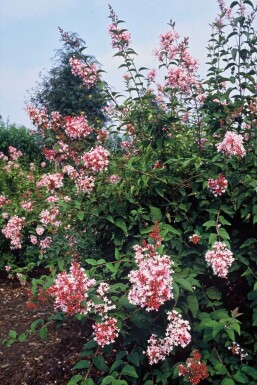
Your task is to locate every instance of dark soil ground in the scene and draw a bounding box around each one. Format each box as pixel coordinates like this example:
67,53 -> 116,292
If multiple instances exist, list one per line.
0,272 -> 92,385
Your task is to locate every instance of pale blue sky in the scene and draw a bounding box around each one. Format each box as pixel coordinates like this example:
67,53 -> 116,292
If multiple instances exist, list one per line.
0,0 -> 218,127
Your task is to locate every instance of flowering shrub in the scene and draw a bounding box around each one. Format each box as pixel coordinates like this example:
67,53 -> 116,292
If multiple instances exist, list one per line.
1,0 -> 257,384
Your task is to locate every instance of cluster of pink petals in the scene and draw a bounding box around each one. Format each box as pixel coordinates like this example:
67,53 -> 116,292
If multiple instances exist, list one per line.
21,200 -> 34,211
205,242 -> 234,279
108,24 -> 131,50
208,174 -> 228,196
146,310 -> 191,365
65,116 -> 93,139
9,146 -> 23,161
93,317 -> 119,347
0,195 -> 11,208
27,105 -> 48,127
128,243 -> 174,311
109,174 -> 120,184
37,173 -> 64,193
69,57 -> 99,88
39,208 -> 61,227
39,236 -> 52,252
48,261 -> 96,315
82,145 -> 110,173
166,67 -> 199,93
2,215 -> 25,249
75,175 -> 95,193
217,131 -> 246,158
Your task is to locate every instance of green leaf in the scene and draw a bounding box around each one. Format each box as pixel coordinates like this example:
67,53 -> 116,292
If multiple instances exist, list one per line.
221,379 -> 235,385
9,330 -> 17,339
115,218 -> 127,232
100,376 -> 116,385
18,333 -> 27,342
149,206 -> 162,222
93,356 -> 108,372
233,370 -> 248,383
121,365 -> 138,378
39,326 -> 48,341
72,360 -> 90,370
128,351 -> 140,367
219,228 -> 230,240
203,220 -> 216,229
67,375 -> 83,385
77,211 -> 84,221
83,340 -> 98,350
175,277 -> 193,292
187,295 -> 199,316
81,380 -> 94,385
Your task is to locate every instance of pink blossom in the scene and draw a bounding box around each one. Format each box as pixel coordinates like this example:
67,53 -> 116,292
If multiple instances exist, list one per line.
93,317 -> 119,347
37,173 -> 64,193
205,242 -> 234,278
146,310 -> 191,365
30,235 -> 38,245
2,212 -> 9,219
9,146 -> 23,161
2,215 -> 25,249
75,175 -> 95,193
21,200 -> 34,211
146,69 -> 156,82
40,236 -> 52,251
69,57 -> 99,88
166,67 -> 199,93
108,24 -> 131,50
217,131 -> 246,158
109,174 -> 120,184
39,208 -> 60,227
65,116 -> 93,139
41,162 -> 46,168
208,174 -> 228,196
27,105 -> 48,127
128,242 -> 174,311
36,226 -> 44,236
48,261 -> 96,315
82,146 -> 109,173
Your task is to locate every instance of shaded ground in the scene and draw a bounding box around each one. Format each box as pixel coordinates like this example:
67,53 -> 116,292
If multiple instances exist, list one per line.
0,272 -> 91,385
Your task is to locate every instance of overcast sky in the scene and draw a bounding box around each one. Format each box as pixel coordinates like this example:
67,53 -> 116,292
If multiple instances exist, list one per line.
0,0 -> 219,127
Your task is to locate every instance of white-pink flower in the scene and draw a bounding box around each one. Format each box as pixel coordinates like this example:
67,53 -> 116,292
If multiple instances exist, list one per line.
145,310 -> 191,365
128,243 -> 174,311
205,242 -> 234,278
217,131 -> 246,158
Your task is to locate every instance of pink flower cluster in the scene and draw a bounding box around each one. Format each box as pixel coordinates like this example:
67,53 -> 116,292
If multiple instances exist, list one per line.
217,131 -> 246,158
65,116 -> 93,139
39,207 -> 60,227
37,173 -> 64,193
48,261 -> 96,315
128,242 -> 174,311
208,174 -> 228,196
48,263 -> 119,347
145,310 -> 191,365
0,195 -> 11,208
205,242 -> 234,278
82,145 -> 110,173
166,67 -> 199,93
75,175 -> 95,193
2,215 -> 25,249
9,146 -> 23,161
93,317 -> 119,347
26,105 -> 48,127
69,57 -> 99,88
108,24 -> 131,50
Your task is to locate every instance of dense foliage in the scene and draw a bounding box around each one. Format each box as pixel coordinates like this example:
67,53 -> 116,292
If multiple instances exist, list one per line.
29,31 -> 106,126
1,1 -> 257,384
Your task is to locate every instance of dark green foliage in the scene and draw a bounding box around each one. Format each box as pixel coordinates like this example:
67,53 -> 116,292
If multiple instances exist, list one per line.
29,32 -> 106,126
